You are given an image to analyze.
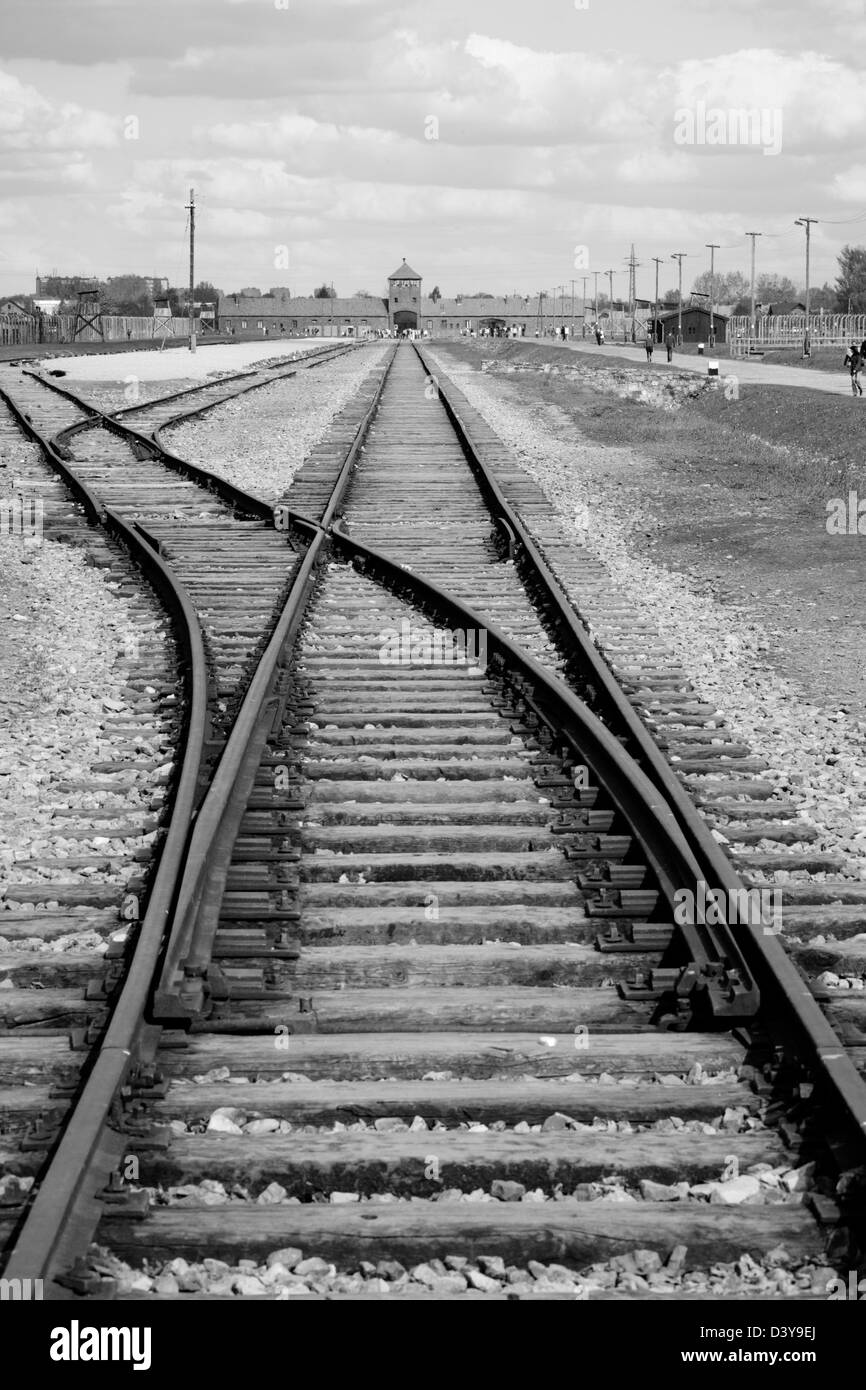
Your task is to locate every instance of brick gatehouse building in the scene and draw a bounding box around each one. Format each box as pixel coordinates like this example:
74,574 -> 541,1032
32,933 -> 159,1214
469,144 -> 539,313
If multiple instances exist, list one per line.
218,261 -> 575,338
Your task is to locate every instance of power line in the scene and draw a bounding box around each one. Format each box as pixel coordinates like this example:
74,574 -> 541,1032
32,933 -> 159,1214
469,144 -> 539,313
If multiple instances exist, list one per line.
817,209 -> 866,225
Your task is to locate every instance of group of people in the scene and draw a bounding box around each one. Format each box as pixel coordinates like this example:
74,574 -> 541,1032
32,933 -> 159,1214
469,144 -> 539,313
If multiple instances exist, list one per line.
843,340 -> 866,396
475,325 -> 527,338
586,325 -> 677,361
644,330 -> 677,363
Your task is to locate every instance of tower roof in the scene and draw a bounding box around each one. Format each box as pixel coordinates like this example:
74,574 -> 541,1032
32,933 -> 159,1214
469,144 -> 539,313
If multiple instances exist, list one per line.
388,259 -> 422,281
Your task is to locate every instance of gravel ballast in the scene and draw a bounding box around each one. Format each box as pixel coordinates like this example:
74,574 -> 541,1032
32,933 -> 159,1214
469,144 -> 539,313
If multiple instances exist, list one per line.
0,535 -> 175,946
427,348 -> 866,883
90,1241 -> 849,1300
163,343 -> 392,503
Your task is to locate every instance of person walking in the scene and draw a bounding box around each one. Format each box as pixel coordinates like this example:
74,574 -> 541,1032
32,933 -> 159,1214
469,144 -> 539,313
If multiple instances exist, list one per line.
665,331 -> 674,363
645,328 -> 654,362
844,344 -> 864,396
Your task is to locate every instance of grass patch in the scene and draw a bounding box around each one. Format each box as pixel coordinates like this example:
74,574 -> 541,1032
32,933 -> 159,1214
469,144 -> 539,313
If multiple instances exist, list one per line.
757,345 -> 851,375
435,339 -> 866,504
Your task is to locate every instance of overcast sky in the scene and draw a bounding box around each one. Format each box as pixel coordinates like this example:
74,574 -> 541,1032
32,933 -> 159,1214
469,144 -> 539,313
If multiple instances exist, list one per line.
2,0 -> 865,301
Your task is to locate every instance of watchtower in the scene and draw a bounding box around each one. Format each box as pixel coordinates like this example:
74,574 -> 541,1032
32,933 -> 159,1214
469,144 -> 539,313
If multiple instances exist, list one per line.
387,259 -> 422,334
72,283 -> 104,341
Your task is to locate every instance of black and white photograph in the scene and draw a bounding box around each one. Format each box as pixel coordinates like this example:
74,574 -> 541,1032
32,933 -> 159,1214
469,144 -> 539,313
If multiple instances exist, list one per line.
0,0 -> 865,1353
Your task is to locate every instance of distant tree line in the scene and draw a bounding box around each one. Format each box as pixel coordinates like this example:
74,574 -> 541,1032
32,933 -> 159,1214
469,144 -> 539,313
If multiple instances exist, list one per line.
16,275 -> 223,316
688,250 -> 866,315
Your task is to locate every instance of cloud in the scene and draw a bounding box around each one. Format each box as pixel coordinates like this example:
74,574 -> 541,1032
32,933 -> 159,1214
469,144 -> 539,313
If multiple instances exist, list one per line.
663,50 -> 866,153
0,0 -> 400,65
1,16 -> 863,302
198,112 -> 594,191
830,164 -> 866,204
0,71 -> 118,152
136,27 -> 637,147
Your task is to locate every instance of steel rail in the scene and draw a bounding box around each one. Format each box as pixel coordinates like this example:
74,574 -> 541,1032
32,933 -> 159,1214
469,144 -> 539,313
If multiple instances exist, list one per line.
55,412 -> 276,522
18,369 -> 276,521
6,339 -> 864,1296
17,339 -> 363,521
23,338 -> 355,429
414,344 -> 866,1140
152,338 -> 763,1028
133,341 -> 358,432
152,347 -> 398,1016
154,504 -> 765,1029
331,523 -> 757,1021
409,345 -> 756,1012
2,344 -> 350,1289
0,384 -> 103,522
2,507 -> 210,1294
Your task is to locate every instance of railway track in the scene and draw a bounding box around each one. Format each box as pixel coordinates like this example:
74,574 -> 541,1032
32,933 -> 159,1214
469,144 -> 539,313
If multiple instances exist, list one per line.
2,342 -> 865,1301
0,389 -> 180,992
0,344 -> 390,741
0,340 -> 392,1289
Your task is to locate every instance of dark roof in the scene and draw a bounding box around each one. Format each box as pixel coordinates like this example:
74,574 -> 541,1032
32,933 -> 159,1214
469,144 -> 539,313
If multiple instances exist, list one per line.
658,306 -> 729,321
388,260 -> 422,281
768,301 -> 807,315
220,293 -> 388,317
219,290 -> 588,321
430,295 -> 537,316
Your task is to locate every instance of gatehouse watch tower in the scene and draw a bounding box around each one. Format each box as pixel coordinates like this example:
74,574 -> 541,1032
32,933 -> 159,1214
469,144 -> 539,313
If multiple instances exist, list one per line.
387,259 -> 422,333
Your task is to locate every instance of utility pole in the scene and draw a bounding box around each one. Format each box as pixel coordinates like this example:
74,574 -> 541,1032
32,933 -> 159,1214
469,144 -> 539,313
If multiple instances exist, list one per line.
187,187 -> 196,354
623,244 -> 641,341
571,278 -> 575,337
651,256 -> 663,344
795,217 -> 817,356
671,252 -> 686,345
593,271 -> 599,321
705,243 -> 719,347
581,276 -> 588,337
745,231 -> 762,339
606,269 -> 614,334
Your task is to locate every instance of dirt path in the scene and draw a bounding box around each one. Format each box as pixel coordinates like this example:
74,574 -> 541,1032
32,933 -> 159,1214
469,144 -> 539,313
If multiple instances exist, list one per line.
564,340 -> 854,396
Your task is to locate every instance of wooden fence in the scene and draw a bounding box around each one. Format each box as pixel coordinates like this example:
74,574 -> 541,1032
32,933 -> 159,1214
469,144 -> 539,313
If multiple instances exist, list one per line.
0,314 -> 193,347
